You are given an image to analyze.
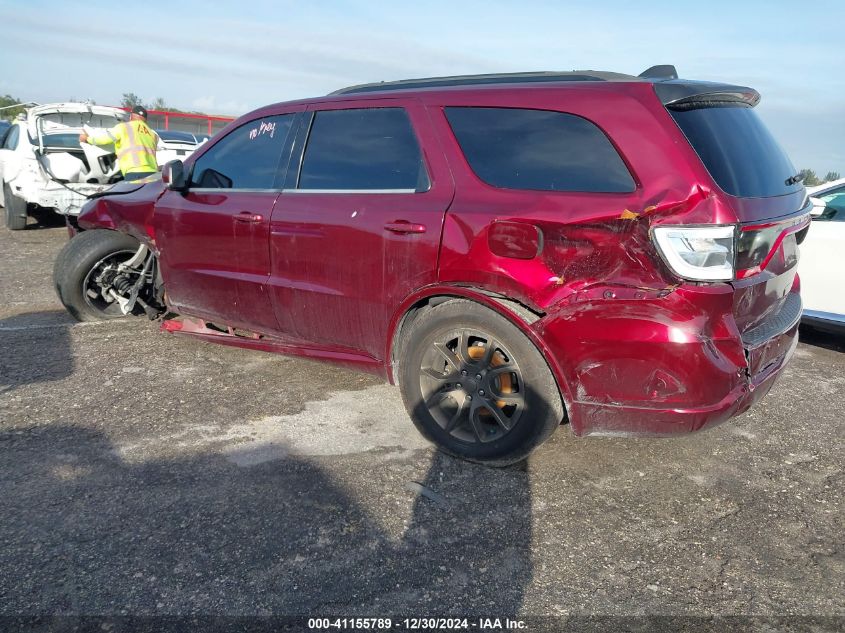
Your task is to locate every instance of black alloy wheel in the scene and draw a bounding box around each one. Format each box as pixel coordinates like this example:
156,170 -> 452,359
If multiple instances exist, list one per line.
419,329 -> 524,444
399,299 -> 564,466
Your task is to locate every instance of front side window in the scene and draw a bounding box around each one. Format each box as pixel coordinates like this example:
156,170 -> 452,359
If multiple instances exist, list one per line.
190,114 -> 294,189
298,108 -> 428,191
445,107 -> 635,193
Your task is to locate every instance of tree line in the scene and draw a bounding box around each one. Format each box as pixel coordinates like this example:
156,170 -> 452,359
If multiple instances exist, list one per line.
0,94 -> 31,119
119,93 -> 203,115
797,169 -> 840,187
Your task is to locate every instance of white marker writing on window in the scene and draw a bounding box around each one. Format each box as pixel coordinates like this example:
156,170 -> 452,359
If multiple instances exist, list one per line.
248,120 -> 276,140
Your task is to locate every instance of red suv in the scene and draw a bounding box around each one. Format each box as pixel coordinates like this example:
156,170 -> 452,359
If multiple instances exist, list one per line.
55,66 -> 810,466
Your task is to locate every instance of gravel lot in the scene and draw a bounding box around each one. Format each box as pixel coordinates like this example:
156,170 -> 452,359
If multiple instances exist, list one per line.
0,221 -> 842,630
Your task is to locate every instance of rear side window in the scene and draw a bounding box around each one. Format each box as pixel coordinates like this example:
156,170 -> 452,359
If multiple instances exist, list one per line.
298,108 -> 428,191
190,114 -> 294,189
445,107 -> 635,193
669,105 -> 801,198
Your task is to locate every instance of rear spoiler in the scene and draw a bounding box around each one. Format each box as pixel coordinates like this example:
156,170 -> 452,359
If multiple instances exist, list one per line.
654,81 -> 761,109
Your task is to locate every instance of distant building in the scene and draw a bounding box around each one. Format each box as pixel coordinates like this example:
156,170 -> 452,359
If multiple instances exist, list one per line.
115,107 -> 235,135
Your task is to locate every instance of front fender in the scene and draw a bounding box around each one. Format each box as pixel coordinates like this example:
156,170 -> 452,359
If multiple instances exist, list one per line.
77,179 -> 165,250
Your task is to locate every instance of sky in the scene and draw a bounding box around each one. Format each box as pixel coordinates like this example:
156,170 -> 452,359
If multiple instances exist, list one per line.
1,0 -> 843,174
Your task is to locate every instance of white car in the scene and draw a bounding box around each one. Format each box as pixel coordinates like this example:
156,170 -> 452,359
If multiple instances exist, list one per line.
0,103 -> 125,230
801,178 -> 845,331
155,130 -> 208,165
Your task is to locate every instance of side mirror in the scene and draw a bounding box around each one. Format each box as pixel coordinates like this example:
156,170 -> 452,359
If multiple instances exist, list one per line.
809,196 -> 825,217
162,160 -> 188,192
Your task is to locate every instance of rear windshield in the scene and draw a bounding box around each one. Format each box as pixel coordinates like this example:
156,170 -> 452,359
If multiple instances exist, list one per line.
157,130 -> 198,143
669,105 -> 801,198
43,133 -> 81,149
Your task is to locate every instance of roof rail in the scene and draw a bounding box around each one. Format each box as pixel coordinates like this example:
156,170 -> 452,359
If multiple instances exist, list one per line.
638,65 -> 678,80
329,70 -> 640,95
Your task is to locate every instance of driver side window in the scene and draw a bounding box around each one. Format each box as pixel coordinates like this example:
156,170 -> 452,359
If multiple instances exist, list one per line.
190,114 -> 294,189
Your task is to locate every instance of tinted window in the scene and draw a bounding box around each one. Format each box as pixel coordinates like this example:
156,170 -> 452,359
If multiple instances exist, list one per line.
298,108 -> 428,191
43,133 -> 82,149
670,105 -> 801,198
190,114 -> 294,189
445,107 -> 635,193
157,130 -> 198,144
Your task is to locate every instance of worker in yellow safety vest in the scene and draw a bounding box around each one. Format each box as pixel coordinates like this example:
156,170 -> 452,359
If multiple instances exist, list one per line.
79,105 -> 160,181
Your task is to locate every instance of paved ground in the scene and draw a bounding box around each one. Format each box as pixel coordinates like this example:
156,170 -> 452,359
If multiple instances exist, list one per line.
0,221 -> 842,628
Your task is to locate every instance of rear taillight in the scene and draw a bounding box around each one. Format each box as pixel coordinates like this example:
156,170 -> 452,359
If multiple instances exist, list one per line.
652,225 -> 735,281
735,216 -> 810,278
735,224 -> 782,278
652,215 -> 810,282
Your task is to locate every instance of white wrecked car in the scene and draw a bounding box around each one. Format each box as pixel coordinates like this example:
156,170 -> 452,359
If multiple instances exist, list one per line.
0,103 -> 128,230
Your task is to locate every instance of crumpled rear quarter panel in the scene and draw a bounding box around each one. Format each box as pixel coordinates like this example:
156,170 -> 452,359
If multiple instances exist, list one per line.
428,84 -> 791,437
535,283 -> 751,436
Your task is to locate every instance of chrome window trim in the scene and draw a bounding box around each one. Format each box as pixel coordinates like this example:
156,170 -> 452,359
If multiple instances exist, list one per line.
181,187 -> 421,194
187,188 -> 281,194
284,188 -> 419,194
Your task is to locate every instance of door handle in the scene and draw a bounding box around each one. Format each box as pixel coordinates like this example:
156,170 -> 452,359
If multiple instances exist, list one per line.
384,220 -> 426,234
234,212 -> 263,223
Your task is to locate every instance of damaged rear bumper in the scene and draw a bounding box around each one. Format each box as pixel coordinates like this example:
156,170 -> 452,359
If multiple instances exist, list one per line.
569,320 -> 798,436
538,284 -> 801,437
18,180 -> 111,216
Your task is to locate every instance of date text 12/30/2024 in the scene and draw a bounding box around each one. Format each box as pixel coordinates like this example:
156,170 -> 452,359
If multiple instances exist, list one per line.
308,618 -> 528,630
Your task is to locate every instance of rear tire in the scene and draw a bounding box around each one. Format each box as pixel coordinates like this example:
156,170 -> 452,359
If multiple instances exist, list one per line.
54,229 -> 142,322
398,299 -> 564,467
3,183 -> 27,230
